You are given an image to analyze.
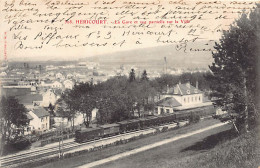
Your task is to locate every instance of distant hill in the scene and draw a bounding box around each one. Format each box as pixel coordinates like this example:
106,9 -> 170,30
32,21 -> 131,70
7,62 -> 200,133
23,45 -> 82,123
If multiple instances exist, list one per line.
8,41 -> 215,69
79,43 -> 214,69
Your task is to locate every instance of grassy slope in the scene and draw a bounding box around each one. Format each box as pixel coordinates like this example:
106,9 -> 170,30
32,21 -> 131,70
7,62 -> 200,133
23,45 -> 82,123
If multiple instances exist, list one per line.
98,125 -> 259,168
35,119 -> 221,168
167,126 -> 260,168
179,129 -> 260,168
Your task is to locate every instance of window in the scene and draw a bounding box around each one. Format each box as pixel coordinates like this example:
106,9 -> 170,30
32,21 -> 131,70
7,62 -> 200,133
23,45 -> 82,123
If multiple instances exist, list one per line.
184,98 -> 186,103
199,96 -> 201,101
166,109 -> 170,113
195,96 -> 197,101
161,108 -> 164,114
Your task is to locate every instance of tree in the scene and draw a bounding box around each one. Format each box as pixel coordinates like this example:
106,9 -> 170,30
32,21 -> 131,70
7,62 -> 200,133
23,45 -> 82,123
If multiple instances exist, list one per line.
96,96 -> 113,124
0,97 -> 28,142
48,103 -> 55,128
91,76 -> 134,123
126,79 -> 157,118
129,69 -> 136,82
97,76 -> 133,123
153,74 -> 179,92
141,81 -> 157,114
48,103 -> 55,116
76,83 -> 97,127
56,90 -> 79,130
207,7 -> 259,133
0,97 -> 28,156
126,81 -> 143,117
141,70 -> 149,81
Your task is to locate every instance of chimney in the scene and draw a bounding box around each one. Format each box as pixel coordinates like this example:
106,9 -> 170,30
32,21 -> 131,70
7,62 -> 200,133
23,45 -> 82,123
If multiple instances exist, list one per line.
166,84 -> 169,93
174,85 -> 178,94
186,81 -> 190,88
196,81 -> 198,89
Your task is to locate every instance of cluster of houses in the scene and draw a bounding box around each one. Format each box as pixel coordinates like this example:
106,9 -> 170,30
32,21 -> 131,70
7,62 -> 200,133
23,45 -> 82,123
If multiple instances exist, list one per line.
0,60 -> 218,136
1,72 -> 78,134
0,61 -> 112,135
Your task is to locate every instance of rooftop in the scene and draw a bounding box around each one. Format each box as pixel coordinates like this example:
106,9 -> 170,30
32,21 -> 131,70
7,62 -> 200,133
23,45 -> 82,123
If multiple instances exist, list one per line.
33,107 -> 49,118
26,113 -> 34,120
1,87 -> 31,97
16,94 -> 43,105
156,97 -> 182,107
163,82 -> 203,96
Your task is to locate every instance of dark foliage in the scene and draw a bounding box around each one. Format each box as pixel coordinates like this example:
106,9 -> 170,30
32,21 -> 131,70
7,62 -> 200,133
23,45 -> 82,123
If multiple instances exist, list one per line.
0,97 -> 28,143
188,113 -> 200,124
57,68 -> 212,127
206,6 -> 260,132
129,69 -> 136,82
141,70 -> 149,81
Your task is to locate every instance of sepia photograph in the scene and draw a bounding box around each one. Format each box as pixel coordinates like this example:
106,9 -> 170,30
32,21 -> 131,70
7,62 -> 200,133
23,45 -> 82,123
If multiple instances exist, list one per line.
0,0 -> 259,167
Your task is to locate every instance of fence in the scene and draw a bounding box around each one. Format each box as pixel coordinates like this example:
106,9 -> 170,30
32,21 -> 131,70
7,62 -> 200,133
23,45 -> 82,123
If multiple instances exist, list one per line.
24,125 -> 81,146
40,134 -> 75,146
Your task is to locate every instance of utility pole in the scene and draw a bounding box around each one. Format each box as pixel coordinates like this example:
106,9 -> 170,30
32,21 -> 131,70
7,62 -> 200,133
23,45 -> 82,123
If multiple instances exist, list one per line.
61,119 -> 64,157
58,119 -> 64,159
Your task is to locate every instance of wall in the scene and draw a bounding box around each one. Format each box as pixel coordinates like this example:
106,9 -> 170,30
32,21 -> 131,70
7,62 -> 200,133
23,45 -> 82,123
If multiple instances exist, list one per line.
28,111 -> 50,132
40,115 -> 50,131
155,106 -> 174,115
28,111 -> 41,131
42,91 -> 57,107
173,93 -> 203,106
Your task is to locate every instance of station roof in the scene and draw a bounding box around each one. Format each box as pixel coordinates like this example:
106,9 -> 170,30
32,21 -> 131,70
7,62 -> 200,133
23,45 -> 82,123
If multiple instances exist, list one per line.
156,97 -> 182,107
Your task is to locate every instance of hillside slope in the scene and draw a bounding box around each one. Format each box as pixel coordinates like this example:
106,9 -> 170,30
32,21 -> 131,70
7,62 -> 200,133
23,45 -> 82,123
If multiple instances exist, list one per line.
171,126 -> 260,168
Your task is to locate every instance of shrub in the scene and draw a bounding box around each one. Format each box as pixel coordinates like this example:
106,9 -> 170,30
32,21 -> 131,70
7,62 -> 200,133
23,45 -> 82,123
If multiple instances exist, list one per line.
189,113 -> 200,123
8,136 -> 31,150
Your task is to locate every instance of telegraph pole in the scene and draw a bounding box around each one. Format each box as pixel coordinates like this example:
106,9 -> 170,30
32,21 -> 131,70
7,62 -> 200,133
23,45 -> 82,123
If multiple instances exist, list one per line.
58,119 -> 64,159
61,119 -> 64,157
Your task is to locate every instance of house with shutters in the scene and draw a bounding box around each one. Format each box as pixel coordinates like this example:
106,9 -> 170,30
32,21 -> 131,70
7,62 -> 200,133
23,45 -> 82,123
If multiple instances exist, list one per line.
26,107 -> 50,133
155,82 -> 212,115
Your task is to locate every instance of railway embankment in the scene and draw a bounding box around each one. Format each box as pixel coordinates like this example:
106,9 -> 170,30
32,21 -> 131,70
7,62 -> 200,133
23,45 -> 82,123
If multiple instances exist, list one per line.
0,121 -> 184,168
4,118 -> 224,168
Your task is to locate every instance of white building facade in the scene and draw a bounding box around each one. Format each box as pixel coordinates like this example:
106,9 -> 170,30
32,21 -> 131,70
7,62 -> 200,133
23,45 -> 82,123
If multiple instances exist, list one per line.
155,82 -> 212,115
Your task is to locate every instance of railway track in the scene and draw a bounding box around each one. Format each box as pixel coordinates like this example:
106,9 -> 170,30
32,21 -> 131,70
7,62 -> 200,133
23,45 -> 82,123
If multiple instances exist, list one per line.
0,141 -> 78,167
0,123 -> 181,168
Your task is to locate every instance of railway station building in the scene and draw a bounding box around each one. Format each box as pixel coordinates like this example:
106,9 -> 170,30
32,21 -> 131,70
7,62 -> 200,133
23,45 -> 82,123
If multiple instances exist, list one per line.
155,82 -> 212,115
